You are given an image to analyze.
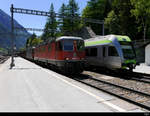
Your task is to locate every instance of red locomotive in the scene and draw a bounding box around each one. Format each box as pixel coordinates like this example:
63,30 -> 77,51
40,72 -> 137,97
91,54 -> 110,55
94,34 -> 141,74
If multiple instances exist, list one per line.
25,36 -> 85,74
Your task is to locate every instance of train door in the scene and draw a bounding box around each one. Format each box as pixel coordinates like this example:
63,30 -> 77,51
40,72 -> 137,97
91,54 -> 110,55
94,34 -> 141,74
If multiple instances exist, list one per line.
55,42 -> 59,66
56,41 -> 63,60
96,46 -> 103,67
102,46 -> 107,67
55,41 -> 63,66
107,46 -> 121,69
47,43 -> 51,60
48,42 -> 56,65
86,47 -> 99,66
32,48 -> 34,59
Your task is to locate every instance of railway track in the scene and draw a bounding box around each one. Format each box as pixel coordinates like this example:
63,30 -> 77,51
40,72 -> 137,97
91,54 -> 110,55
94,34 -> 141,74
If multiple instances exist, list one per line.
0,55 -> 9,64
129,72 -> 150,84
71,73 -> 150,111
130,76 -> 150,84
87,68 -> 150,85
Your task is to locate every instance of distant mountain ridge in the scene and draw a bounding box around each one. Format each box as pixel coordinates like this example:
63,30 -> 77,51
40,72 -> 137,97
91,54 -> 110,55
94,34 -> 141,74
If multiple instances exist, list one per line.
0,9 -> 30,49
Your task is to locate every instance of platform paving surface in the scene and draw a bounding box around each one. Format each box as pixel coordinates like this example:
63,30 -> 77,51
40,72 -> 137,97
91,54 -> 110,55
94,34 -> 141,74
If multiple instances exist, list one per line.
0,57 -> 146,112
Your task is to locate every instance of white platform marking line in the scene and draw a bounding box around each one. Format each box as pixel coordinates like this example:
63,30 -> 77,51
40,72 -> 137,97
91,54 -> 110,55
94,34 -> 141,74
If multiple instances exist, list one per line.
42,69 -> 126,112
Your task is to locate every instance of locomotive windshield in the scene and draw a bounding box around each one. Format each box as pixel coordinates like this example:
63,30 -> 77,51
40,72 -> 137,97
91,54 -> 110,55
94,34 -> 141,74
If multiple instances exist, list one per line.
63,39 -> 84,51
77,40 -> 84,51
119,41 -> 136,59
63,40 -> 74,51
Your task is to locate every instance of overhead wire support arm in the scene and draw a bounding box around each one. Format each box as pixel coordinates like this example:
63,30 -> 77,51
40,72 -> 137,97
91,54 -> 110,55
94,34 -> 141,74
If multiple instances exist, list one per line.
12,6 -> 105,35
14,27 -> 59,33
13,7 -> 51,17
12,7 -> 104,25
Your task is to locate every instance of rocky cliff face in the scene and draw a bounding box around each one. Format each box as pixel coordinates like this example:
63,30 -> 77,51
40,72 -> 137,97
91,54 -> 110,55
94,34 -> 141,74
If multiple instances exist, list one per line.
63,26 -> 96,40
0,9 -> 30,50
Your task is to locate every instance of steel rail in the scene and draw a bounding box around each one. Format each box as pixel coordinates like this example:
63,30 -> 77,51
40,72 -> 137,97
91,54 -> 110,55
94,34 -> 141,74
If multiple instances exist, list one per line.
121,71 -> 150,84
132,72 -> 150,77
130,77 -> 150,84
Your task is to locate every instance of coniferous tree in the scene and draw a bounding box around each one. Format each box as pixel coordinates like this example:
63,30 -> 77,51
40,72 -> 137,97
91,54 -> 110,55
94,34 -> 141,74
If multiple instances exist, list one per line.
42,3 -> 58,41
66,0 -> 81,33
58,3 -> 67,35
58,0 -> 81,35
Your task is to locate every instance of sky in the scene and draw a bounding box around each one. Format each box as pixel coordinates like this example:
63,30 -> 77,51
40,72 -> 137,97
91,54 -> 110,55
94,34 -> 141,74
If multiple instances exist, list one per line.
0,0 -> 89,35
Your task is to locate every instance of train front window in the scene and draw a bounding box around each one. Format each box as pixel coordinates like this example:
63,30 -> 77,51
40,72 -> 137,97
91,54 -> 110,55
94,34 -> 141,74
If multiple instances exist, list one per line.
108,46 -> 118,56
119,41 -> 136,59
63,40 -> 74,51
77,40 -> 84,51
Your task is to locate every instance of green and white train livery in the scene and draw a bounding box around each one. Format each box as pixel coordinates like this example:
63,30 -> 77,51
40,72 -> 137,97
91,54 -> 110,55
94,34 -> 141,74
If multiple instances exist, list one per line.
84,35 -> 137,71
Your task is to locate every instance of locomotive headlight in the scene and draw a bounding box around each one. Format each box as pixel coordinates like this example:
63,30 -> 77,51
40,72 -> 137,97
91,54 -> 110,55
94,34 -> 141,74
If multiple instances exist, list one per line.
66,58 -> 69,60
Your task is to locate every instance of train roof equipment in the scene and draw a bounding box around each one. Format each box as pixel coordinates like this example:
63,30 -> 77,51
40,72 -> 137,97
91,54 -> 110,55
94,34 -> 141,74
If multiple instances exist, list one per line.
56,36 -> 83,42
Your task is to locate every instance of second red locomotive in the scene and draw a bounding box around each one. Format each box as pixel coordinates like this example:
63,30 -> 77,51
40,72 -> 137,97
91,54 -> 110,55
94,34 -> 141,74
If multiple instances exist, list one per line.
26,36 -> 85,74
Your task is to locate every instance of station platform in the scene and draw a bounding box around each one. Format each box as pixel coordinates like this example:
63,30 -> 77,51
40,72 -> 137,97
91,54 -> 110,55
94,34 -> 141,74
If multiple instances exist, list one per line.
133,63 -> 150,74
0,57 -> 146,112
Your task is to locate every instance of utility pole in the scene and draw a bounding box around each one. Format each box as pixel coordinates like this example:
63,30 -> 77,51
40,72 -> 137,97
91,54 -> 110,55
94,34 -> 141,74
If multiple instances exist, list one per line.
10,4 -> 15,69
144,25 -> 146,43
102,20 -> 105,36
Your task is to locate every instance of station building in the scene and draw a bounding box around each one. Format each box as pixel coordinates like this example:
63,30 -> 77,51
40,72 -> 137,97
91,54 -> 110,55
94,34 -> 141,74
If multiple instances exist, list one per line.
145,43 -> 150,66
134,40 -> 150,65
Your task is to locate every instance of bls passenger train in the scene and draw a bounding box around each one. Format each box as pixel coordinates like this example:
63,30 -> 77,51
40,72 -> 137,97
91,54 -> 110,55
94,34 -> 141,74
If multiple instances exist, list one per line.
84,35 -> 137,71
25,36 -> 85,74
